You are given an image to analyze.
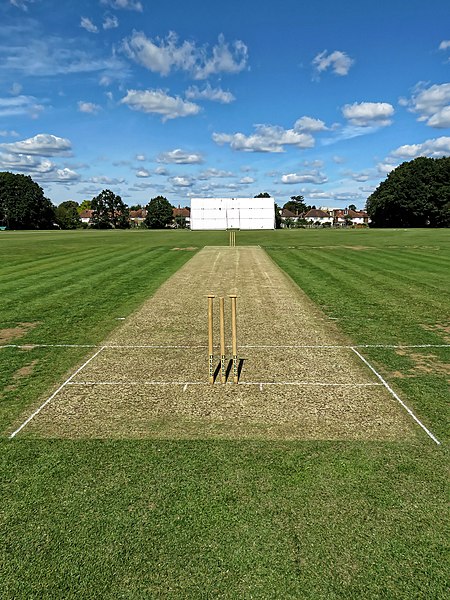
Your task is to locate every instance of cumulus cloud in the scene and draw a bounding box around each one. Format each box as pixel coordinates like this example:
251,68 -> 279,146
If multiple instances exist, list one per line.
240,176 -> 255,184
101,0 -> 143,11
312,50 -> 354,76
122,31 -> 248,79
78,101 -> 101,114
185,84 -> 235,104
213,123 -> 315,152
294,116 -> 328,132
136,168 -> 150,177
439,40 -> 450,50
404,83 -> 450,128
135,154 -> 146,161
157,148 -> 204,164
281,170 -> 328,185
1,133 -> 72,156
103,15 -> 119,29
120,89 -> 200,121
0,151 -> 80,182
0,95 -> 44,119
342,102 -> 394,127
170,176 -> 193,187
390,136 -> 450,159
80,17 -> 98,34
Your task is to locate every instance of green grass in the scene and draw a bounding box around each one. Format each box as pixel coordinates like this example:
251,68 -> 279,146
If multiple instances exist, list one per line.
1,228 -> 449,599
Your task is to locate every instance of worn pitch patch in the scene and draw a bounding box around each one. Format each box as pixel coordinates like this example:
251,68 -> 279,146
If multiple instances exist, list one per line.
11,247 -> 419,441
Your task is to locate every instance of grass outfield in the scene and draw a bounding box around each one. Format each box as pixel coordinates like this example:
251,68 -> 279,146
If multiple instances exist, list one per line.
1,228 -> 449,598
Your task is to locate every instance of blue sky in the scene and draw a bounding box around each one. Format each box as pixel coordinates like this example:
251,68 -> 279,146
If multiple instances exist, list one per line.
1,0 -> 449,209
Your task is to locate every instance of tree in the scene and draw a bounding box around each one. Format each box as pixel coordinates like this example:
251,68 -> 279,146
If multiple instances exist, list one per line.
348,204 -> 357,211
366,157 -> 450,227
283,195 -> 310,215
91,189 -> 130,229
55,201 -> 81,229
145,196 -> 173,229
254,192 -> 271,198
129,204 -> 142,211
274,203 -> 282,229
77,200 -> 92,214
0,171 -> 55,229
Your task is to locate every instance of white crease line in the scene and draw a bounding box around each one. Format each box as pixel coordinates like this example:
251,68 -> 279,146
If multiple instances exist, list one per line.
9,346 -> 106,439
2,343 -> 448,350
351,347 -> 441,445
67,381 -> 381,387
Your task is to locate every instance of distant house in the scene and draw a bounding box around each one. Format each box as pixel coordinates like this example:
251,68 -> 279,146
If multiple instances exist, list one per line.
79,209 -> 93,224
172,206 -> 191,228
304,208 -> 333,226
332,209 -> 370,226
280,208 -> 302,227
130,208 -> 147,226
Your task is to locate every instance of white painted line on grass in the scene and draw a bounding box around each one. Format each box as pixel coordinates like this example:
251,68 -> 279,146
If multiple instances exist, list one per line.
351,347 -> 441,445
2,343 -> 449,350
67,380 -> 382,387
9,346 -> 106,439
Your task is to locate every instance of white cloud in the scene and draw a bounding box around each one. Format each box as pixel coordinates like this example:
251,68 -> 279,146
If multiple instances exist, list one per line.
0,151 -> 80,182
9,0 -> 35,10
80,17 -> 98,34
154,166 -> 168,175
185,84 -> 235,104
135,154 -> 146,161
1,133 -> 72,156
213,123 -> 315,152
281,171 -> 328,184
1,36 -> 128,79
89,176 -> 125,185
390,136 -> 450,159
194,34 -> 248,79
427,106 -> 450,128
294,116 -> 328,132
439,40 -> 450,50
197,168 -> 234,179
120,89 -> 200,121
170,176 -> 193,187
0,130 -> 20,137
122,31 -> 248,79
342,102 -> 394,127
136,169 -> 150,178
101,0 -> 143,11
240,176 -> 255,184
312,50 -> 354,76
103,15 -> 119,29
77,101 -> 101,114
157,149 -> 204,164
0,95 -> 44,118
405,83 -> 450,128
344,170 -> 373,182
10,82 -> 23,95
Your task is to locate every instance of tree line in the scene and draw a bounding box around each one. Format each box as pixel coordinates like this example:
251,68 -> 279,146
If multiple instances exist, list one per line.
1,157 -> 449,229
0,173 -> 179,230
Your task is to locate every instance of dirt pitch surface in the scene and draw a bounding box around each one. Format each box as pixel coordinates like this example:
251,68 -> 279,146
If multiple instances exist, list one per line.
17,247 -> 417,440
